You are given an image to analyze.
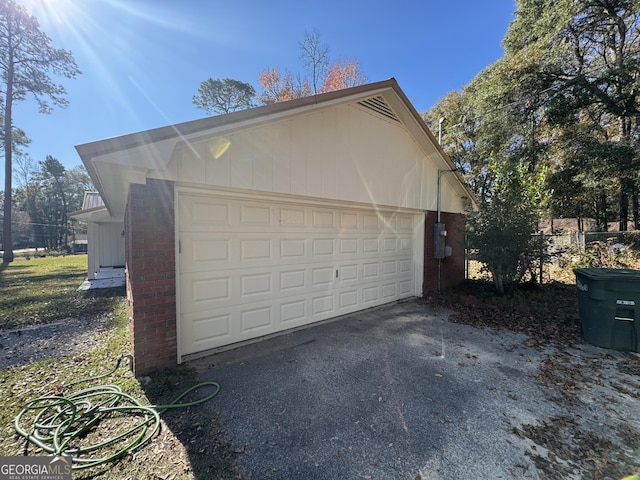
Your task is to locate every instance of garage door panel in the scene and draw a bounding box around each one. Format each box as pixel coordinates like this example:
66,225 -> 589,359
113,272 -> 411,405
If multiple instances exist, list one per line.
190,275 -> 231,304
338,264 -> 358,283
312,266 -> 335,286
400,238 -> 413,251
241,305 -> 273,332
397,214 -> 415,231
339,211 -> 359,229
383,238 -> 397,252
182,261 -> 414,315
280,269 -> 306,292
382,260 -> 398,276
184,310 -> 232,350
180,196 -> 232,231
240,238 -> 273,262
239,234 -> 306,266
312,209 -> 336,228
382,283 -> 398,299
363,285 -> 380,304
311,238 -> 335,256
363,238 -> 379,253
362,262 -> 380,279
281,299 -> 307,324
362,213 -> 380,230
183,260 -> 378,314
279,207 -> 306,227
338,289 -> 358,310
400,259 -> 413,272
339,238 -> 358,254
181,272 -> 232,312
240,272 -> 273,297
280,238 -> 306,259
181,280 -> 416,353
240,204 -> 272,226
399,279 -> 413,295
182,235 -> 231,271
183,296 -> 306,351
179,193 -> 420,357
184,234 -> 414,273
312,294 -> 335,316
180,198 -> 417,235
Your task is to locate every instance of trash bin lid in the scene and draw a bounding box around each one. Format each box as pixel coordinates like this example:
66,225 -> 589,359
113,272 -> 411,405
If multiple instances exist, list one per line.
574,268 -> 640,281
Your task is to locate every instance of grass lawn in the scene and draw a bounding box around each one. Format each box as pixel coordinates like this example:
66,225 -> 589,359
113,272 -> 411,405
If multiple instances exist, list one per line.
0,255 -> 121,329
0,256 -> 238,479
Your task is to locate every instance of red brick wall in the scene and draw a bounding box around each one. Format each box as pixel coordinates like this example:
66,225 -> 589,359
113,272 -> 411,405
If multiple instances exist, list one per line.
423,211 -> 466,293
125,179 -> 177,375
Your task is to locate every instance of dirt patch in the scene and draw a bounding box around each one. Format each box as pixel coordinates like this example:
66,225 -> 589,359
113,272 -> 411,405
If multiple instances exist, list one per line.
514,416 -> 634,480
424,280 -> 583,348
523,351 -> 640,479
62,367 -> 241,479
141,367 -> 240,479
426,280 -> 640,480
0,314 -> 110,370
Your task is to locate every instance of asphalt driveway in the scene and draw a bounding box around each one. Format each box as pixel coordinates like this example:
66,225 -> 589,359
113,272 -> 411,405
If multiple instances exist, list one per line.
192,299 -> 640,479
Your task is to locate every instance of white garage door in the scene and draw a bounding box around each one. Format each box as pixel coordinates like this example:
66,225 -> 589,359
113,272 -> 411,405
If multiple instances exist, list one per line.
178,192 -> 422,358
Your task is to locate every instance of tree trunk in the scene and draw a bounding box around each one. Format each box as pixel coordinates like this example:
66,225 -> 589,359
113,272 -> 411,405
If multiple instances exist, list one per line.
597,192 -> 608,231
619,190 -> 628,232
491,267 -> 505,295
2,60 -> 14,263
618,114 -> 632,232
633,195 -> 640,231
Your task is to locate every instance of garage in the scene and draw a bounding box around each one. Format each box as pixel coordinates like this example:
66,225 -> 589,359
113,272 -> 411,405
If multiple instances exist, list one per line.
75,78 -> 474,374
178,191 -> 423,357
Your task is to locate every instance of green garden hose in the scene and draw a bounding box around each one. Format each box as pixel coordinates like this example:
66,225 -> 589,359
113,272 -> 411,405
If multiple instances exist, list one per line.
13,355 -> 220,470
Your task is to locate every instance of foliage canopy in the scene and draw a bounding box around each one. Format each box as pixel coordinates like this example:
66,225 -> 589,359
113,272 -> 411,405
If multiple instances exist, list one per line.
427,0 -> 640,292
192,78 -> 256,115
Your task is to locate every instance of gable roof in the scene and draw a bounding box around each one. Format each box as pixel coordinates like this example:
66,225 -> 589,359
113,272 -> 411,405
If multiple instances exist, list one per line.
81,191 -> 105,210
76,78 -> 474,217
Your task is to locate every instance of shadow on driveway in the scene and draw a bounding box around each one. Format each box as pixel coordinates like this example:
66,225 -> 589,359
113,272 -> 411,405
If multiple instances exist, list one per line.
192,299 -> 551,479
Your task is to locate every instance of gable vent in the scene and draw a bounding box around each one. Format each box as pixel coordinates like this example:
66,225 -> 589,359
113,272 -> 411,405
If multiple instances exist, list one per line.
357,96 -> 400,123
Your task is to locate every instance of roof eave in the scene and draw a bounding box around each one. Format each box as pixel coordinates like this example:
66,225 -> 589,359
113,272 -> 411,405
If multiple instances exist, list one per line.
75,79 -> 400,161
75,78 -> 477,215
68,205 -> 108,219
386,82 -> 479,207
75,79 -> 402,217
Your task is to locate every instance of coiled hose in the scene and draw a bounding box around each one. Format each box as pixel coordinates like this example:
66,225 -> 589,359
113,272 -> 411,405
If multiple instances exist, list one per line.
13,355 -> 220,470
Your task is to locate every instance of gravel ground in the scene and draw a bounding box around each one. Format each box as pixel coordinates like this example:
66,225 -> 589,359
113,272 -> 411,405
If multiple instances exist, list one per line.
0,315 -> 110,370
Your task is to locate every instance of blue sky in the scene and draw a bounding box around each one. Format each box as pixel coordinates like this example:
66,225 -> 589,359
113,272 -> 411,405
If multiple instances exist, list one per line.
8,0 -> 516,186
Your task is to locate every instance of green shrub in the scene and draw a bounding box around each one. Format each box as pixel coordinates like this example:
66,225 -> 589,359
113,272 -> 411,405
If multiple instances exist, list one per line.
467,156 -> 548,294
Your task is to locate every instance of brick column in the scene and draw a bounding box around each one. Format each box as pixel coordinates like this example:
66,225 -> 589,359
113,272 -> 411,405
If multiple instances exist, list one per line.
125,179 -> 177,375
423,211 -> 466,293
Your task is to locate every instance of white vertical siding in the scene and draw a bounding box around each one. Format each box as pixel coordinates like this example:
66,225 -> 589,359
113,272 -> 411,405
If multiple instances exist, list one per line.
98,223 -> 125,268
87,222 -> 100,277
290,117 -> 308,196
173,103 -> 463,212
86,221 -> 124,277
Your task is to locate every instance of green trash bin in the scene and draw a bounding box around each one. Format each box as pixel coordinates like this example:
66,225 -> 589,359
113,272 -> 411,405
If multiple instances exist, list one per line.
574,268 -> 640,352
